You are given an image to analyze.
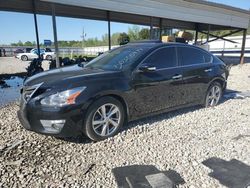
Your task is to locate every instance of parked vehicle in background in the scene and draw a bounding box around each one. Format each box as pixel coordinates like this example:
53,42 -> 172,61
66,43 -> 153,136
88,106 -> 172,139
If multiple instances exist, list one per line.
25,48 -> 33,53
13,49 -> 24,58
18,42 -> 229,141
16,48 -> 55,61
43,48 -> 55,60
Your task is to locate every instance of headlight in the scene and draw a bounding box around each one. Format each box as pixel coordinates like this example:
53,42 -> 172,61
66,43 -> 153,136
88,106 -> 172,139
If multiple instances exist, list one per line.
40,87 -> 86,107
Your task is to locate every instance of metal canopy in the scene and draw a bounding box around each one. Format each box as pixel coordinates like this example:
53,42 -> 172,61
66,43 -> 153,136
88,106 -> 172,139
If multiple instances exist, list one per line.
0,0 -> 249,30
0,0 -> 249,65
41,0 -> 250,29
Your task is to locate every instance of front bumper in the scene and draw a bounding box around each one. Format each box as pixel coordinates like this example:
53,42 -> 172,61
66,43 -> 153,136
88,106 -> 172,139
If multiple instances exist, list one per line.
17,100 -> 84,138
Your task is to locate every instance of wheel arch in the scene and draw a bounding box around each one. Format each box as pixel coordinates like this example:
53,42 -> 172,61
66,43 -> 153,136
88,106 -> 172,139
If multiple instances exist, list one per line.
82,92 -> 130,123
208,77 -> 226,91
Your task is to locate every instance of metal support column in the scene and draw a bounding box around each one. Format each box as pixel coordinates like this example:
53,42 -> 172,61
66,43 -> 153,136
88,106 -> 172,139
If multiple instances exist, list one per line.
194,24 -> 198,45
107,11 -> 111,50
240,29 -> 247,65
206,24 -> 210,43
150,17 -> 153,40
52,4 -> 60,68
32,0 -> 41,59
159,18 -> 162,40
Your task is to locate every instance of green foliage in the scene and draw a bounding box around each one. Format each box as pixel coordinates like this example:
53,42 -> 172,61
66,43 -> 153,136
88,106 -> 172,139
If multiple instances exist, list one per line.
128,25 -> 141,41
117,32 -> 130,45
9,25 -> 151,47
139,28 -> 150,40
5,24 -> 250,47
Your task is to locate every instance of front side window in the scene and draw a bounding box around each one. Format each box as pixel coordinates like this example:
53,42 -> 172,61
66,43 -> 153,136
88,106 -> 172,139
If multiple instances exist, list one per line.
142,47 -> 177,69
178,47 -> 212,66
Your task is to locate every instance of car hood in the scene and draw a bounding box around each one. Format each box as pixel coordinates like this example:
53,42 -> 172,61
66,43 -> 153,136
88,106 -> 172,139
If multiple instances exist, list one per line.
24,65 -> 119,87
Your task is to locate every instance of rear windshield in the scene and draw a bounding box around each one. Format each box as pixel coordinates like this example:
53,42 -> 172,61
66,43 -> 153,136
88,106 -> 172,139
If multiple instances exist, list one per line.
85,46 -> 150,71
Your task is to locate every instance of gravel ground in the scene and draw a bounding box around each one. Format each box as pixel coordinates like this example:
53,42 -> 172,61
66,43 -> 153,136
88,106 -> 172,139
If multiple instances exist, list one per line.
0,57 -> 49,74
0,64 -> 250,187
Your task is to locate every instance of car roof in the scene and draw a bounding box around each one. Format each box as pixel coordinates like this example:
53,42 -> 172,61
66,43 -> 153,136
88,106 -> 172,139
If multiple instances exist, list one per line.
126,41 -> 208,53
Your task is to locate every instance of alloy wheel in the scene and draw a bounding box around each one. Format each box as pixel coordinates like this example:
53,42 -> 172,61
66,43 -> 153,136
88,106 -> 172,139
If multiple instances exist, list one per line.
206,85 -> 222,107
92,103 -> 121,137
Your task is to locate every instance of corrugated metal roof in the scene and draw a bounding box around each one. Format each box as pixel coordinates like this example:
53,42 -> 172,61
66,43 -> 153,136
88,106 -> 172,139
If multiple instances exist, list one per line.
0,0 -> 249,29
184,0 -> 250,15
41,0 -> 250,29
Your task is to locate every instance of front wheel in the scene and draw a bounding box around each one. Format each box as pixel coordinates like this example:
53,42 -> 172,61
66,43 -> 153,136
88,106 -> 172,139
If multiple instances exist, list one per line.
21,55 -> 28,61
46,55 -> 52,60
83,97 -> 125,141
204,82 -> 222,107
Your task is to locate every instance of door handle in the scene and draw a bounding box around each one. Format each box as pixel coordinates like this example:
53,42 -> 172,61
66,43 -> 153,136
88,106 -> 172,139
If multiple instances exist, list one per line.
204,68 -> 212,72
172,74 -> 182,79
147,67 -> 156,71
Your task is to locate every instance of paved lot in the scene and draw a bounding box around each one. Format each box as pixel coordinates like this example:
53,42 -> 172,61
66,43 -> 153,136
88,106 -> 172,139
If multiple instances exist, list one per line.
0,57 -> 49,75
0,64 -> 250,187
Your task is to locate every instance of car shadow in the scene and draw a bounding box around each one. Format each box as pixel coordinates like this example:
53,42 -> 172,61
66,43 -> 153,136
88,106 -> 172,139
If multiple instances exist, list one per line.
112,165 -> 185,188
202,157 -> 250,188
62,89 -> 242,144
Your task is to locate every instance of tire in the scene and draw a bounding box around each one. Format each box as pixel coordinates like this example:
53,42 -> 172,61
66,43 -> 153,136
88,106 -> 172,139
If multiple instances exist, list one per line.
204,82 -> 222,107
83,96 -> 125,141
21,55 -> 28,61
46,55 -> 52,60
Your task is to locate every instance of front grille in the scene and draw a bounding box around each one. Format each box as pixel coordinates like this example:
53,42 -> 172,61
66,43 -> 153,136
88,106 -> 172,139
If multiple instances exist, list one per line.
22,83 -> 43,102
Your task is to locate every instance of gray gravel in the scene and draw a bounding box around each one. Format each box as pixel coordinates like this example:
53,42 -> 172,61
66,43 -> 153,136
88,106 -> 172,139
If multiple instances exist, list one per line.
0,64 -> 250,187
0,57 -> 49,74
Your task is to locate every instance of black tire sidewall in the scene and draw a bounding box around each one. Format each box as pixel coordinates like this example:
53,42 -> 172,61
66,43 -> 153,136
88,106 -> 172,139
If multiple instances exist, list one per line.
46,55 -> 52,60
21,55 -> 28,61
204,82 -> 222,107
83,96 -> 125,141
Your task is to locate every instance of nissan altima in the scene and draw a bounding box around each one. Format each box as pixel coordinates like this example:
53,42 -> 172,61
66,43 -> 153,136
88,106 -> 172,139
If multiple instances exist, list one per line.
18,42 -> 229,141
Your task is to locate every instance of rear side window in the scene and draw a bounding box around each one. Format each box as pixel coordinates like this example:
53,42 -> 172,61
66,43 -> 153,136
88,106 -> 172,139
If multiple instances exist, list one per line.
203,52 -> 213,63
178,47 -> 212,66
143,47 -> 177,69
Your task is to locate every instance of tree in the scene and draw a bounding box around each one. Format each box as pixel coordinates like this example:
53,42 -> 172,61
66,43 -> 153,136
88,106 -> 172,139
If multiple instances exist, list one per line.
117,32 -> 130,45
128,25 -> 141,41
111,32 -> 121,45
24,41 -> 33,46
139,28 -> 150,40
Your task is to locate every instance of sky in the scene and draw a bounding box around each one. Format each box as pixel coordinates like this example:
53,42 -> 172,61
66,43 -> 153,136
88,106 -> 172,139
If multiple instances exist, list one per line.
0,0 -> 249,45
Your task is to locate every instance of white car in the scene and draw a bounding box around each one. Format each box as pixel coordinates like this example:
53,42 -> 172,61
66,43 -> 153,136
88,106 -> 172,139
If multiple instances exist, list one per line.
17,48 -> 56,61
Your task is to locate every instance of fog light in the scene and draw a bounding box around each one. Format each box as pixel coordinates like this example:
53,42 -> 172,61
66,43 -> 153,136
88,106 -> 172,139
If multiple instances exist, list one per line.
40,120 -> 65,133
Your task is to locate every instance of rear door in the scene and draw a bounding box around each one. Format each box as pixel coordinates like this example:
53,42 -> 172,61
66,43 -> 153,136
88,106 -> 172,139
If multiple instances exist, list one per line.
177,46 -> 214,104
131,46 -> 184,116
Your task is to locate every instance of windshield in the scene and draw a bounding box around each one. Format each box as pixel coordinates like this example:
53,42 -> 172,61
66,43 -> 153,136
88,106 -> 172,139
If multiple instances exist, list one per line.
84,46 -> 150,71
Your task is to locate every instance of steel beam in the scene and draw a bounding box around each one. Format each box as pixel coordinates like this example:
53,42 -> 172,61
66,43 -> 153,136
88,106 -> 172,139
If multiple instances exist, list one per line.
194,23 -> 198,44
240,29 -> 247,65
107,11 -> 111,50
200,29 -> 243,44
206,24 -> 210,43
159,18 -> 162,40
32,0 -> 41,59
51,3 -> 60,68
150,17 -> 153,39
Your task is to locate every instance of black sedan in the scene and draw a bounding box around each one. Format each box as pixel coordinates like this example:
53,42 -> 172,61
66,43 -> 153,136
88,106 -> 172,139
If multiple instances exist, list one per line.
18,42 -> 229,141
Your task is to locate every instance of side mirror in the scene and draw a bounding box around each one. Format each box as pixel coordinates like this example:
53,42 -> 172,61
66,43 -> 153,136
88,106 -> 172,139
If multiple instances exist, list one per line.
138,66 -> 156,72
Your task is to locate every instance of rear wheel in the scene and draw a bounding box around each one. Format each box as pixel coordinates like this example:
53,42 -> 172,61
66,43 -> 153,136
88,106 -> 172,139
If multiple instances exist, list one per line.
21,55 -> 28,61
46,55 -> 52,60
205,82 -> 222,107
83,96 -> 125,141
